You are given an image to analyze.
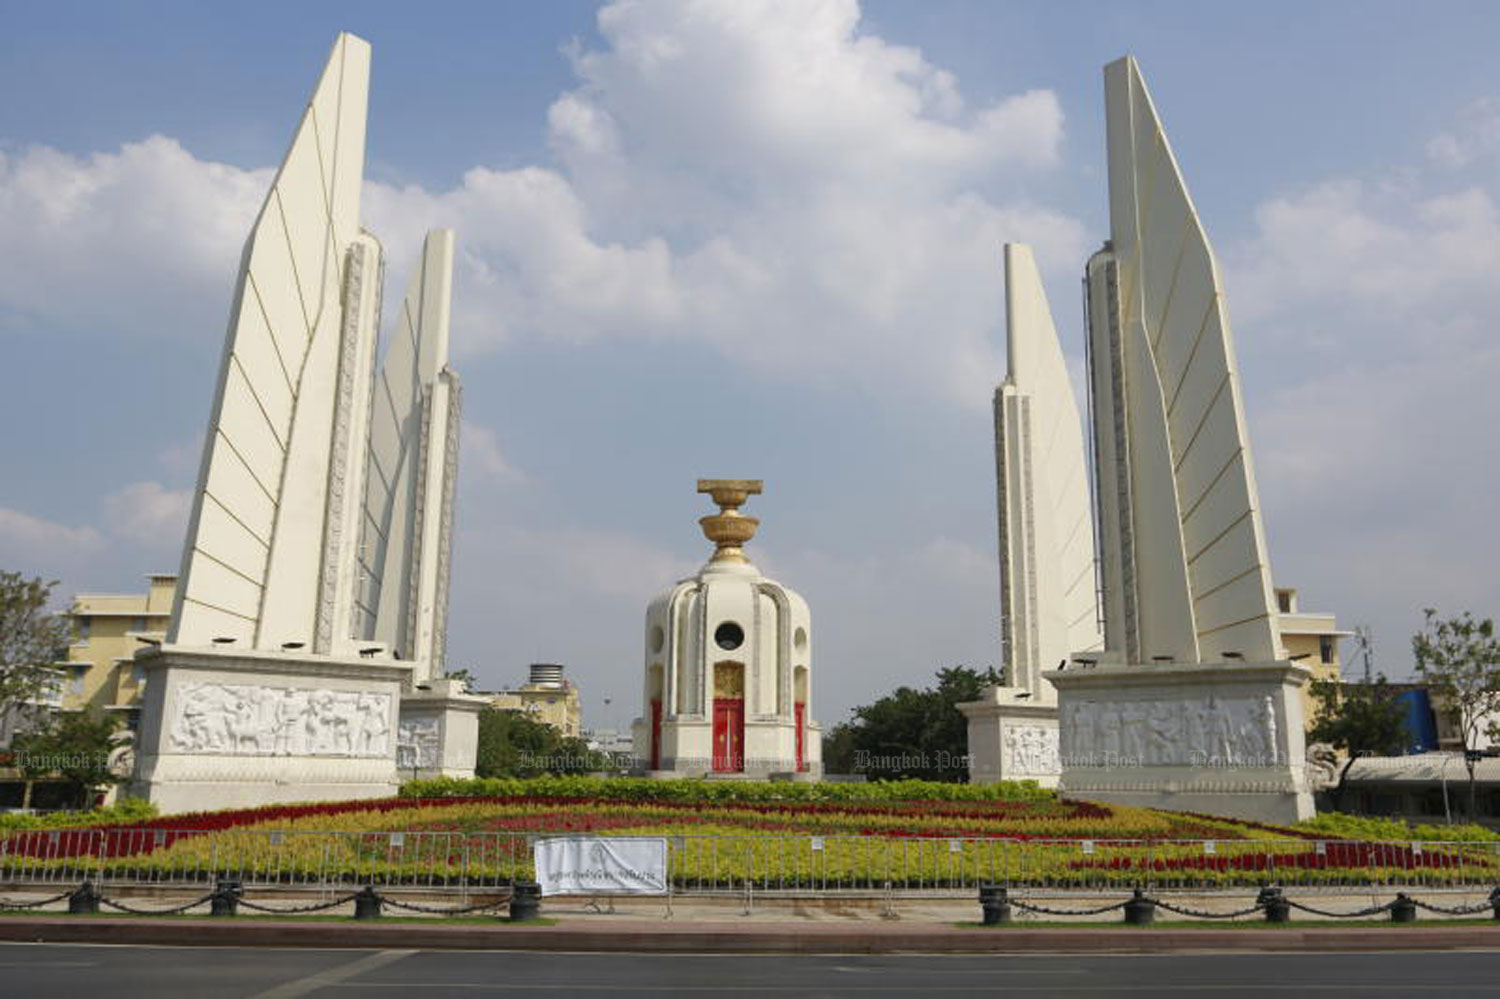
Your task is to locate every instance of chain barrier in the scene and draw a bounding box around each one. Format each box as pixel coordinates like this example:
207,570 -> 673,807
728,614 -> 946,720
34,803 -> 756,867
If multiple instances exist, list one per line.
378,893 -> 512,916
1408,896 -> 1497,916
1151,898 -> 1267,919
234,893 -> 362,915
0,890 -> 75,911
1283,898 -> 1396,918
1008,898 -> 1132,916
98,893 -> 217,916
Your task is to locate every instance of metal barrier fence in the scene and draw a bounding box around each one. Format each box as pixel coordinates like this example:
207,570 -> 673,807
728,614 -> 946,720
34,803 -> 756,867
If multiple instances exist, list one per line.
2,829 -> 1499,895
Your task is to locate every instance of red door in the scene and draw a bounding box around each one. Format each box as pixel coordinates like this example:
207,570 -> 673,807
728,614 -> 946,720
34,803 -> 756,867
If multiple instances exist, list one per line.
649,699 -> 662,770
713,697 -> 744,772
794,701 -> 806,772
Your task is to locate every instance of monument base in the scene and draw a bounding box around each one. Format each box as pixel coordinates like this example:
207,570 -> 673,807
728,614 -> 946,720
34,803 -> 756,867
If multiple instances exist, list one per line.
958,687 -> 1060,788
1046,660 -> 1315,824
396,679 -> 486,780
130,645 -> 409,814
630,716 -> 822,779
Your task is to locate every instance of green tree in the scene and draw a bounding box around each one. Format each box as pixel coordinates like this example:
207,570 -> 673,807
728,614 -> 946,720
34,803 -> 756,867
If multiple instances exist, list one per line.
1307,674 -> 1410,809
12,709 -> 124,809
824,665 -> 1000,782
474,708 -> 611,778
820,721 -> 858,775
0,572 -> 70,722
1413,609 -> 1500,819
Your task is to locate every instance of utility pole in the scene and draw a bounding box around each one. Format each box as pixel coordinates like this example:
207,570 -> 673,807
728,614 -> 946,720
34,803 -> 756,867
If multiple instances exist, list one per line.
1352,625 -> 1374,683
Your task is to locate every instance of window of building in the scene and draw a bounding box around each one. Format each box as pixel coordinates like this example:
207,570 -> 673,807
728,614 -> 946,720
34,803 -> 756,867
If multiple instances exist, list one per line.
131,616 -> 147,632
70,666 -> 88,696
75,618 -> 90,647
1319,635 -> 1335,664
1277,591 -> 1292,613
714,621 -> 745,651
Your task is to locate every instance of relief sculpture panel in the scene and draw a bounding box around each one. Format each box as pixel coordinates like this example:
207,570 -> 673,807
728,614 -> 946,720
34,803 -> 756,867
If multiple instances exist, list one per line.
396,717 -> 441,769
1063,694 -> 1281,766
1004,725 -> 1059,776
169,682 -> 392,757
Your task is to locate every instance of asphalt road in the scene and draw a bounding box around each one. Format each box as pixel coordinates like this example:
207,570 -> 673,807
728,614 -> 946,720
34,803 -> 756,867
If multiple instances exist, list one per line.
1,944 -> 1498,997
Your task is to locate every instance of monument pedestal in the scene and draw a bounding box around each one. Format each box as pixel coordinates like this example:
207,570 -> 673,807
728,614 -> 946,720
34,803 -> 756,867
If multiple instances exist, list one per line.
396,679 -> 485,781
958,687 -> 1060,788
1047,660 -> 1315,824
131,645 -> 409,814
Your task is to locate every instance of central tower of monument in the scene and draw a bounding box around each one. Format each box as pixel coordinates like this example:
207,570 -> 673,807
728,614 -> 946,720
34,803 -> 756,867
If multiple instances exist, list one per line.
632,481 -> 819,779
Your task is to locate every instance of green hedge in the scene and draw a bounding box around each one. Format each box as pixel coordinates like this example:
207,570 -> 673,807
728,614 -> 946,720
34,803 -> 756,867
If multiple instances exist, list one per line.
0,797 -> 157,832
1294,811 -> 1500,843
398,775 -> 1055,804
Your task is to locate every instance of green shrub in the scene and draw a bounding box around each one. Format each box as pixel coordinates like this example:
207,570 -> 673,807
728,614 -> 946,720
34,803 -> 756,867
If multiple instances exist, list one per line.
0,795 -> 157,832
1294,811 -> 1500,843
398,775 -> 1055,805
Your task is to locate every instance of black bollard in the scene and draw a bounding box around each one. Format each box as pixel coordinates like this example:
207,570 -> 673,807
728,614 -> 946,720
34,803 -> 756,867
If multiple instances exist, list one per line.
353,886 -> 383,920
1123,887 -> 1155,925
1489,887 -> 1500,921
979,884 -> 1011,925
68,881 -> 100,915
1390,893 -> 1416,923
1257,886 -> 1290,924
211,879 -> 242,917
509,881 -> 542,922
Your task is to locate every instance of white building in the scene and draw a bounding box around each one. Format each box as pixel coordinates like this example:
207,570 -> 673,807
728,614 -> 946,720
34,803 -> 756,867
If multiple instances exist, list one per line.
131,33 -> 480,812
632,481 -> 819,779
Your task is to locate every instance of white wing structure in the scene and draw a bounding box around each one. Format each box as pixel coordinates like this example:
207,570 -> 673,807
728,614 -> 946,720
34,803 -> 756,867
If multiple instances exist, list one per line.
168,33 -> 459,676
995,244 -> 1103,700
1084,56 -> 1279,665
355,231 -> 461,679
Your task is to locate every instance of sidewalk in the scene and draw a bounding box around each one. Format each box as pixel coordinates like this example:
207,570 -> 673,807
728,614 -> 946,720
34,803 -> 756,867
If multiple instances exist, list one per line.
0,908 -> 1497,954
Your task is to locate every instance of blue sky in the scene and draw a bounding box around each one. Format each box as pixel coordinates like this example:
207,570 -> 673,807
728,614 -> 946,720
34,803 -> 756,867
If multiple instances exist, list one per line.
3,0 -> 1498,730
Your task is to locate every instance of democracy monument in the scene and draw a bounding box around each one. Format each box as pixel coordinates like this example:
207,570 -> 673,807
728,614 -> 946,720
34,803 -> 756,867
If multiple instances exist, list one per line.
130,34 -> 483,812
122,33 -> 1312,823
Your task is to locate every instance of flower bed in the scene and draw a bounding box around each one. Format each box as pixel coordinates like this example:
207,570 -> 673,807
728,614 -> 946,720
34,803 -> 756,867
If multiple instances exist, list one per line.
5,780 -> 1496,888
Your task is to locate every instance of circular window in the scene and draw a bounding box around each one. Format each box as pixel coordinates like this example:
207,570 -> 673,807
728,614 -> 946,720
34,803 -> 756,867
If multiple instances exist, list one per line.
793,626 -> 807,652
714,621 -> 745,651
650,626 -> 665,654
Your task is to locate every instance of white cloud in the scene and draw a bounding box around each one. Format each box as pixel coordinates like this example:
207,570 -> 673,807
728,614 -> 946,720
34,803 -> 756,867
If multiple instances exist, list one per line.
0,137 -> 266,338
461,420 -> 527,486
0,507 -> 105,558
101,482 -> 191,550
1,1 -> 1082,410
1221,119 -> 1500,664
1426,96 -> 1500,168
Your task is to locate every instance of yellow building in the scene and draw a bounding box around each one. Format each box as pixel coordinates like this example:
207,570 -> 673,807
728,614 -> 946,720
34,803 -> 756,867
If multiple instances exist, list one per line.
482,664 -> 582,738
56,574 -> 177,727
1274,587 -> 1352,731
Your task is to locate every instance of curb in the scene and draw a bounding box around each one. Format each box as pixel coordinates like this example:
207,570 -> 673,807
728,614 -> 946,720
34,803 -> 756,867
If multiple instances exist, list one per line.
0,918 -> 1497,953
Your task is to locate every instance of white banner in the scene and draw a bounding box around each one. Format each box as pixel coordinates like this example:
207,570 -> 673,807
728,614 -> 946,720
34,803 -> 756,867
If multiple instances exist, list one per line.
534,836 -> 669,896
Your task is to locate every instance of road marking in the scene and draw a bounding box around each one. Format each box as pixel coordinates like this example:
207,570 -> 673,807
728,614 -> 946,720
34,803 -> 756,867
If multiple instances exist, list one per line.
250,949 -> 415,999
0,961 -> 98,968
